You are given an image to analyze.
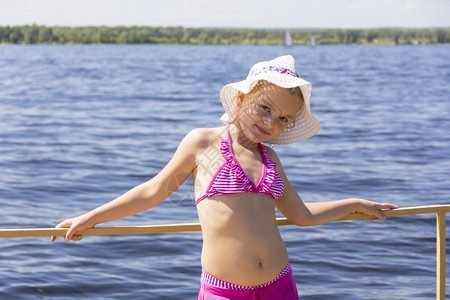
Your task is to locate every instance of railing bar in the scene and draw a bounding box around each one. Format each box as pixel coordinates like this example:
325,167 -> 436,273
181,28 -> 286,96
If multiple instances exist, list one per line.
1,204 -> 449,238
0,223 -> 203,238
436,212 -> 446,300
339,204 -> 450,221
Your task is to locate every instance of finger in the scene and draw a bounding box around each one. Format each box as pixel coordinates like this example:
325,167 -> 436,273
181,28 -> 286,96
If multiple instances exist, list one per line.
71,235 -> 83,241
51,220 -> 71,242
374,212 -> 386,220
369,208 -> 386,220
55,220 -> 72,229
64,226 -> 78,242
379,203 -> 399,210
65,223 -> 87,242
56,220 -> 78,242
378,204 -> 399,219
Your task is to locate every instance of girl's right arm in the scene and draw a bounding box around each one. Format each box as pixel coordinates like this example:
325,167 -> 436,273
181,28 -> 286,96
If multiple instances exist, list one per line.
270,149 -> 397,226
51,129 -> 204,242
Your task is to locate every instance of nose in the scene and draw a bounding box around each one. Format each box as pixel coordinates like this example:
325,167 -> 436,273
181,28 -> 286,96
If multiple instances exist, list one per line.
264,115 -> 276,129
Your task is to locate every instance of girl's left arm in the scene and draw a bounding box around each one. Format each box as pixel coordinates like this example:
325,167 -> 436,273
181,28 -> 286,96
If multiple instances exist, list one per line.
271,153 -> 398,226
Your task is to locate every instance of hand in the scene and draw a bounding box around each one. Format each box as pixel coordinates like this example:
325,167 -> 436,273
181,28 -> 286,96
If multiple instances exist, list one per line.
355,199 -> 398,221
51,215 -> 95,242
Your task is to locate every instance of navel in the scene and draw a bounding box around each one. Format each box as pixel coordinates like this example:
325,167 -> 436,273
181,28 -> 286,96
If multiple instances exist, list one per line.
258,258 -> 264,269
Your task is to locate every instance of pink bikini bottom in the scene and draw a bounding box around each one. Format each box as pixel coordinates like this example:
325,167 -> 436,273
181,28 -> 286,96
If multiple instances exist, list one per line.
197,263 -> 299,300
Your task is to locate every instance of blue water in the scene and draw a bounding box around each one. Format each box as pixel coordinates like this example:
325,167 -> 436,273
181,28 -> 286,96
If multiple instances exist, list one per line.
0,44 -> 449,299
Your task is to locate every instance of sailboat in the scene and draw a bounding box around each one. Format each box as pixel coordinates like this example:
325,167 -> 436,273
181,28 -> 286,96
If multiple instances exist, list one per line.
285,31 -> 292,47
310,35 -> 316,47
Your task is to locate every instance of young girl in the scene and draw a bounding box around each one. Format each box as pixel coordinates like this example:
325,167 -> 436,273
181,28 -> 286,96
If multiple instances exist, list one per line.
52,55 -> 397,299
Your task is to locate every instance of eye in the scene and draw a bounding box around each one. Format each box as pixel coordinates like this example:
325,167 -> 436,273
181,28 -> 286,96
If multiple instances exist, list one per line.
279,116 -> 288,123
261,105 -> 270,112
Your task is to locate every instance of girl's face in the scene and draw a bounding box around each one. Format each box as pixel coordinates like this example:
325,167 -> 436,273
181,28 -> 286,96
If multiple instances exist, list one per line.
236,84 -> 302,144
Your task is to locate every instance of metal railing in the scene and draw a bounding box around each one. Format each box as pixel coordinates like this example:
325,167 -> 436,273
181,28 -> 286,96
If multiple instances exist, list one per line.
1,204 -> 449,299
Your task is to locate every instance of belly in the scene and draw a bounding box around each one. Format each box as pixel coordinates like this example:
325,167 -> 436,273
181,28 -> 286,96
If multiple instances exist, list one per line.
197,194 -> 290,286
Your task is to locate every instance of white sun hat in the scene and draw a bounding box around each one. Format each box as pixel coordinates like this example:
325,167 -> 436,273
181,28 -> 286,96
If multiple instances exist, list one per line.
220,55 -> 320,144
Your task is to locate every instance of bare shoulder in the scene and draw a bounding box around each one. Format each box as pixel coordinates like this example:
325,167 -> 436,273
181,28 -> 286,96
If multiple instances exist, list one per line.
183,126 -> 227,150
264,145 -> 290,178
167,127 -> 226,168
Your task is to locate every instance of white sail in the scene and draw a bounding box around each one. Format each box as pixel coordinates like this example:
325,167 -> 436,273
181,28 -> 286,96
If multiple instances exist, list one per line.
285,31 -> 292,47
310,35 -> 316,46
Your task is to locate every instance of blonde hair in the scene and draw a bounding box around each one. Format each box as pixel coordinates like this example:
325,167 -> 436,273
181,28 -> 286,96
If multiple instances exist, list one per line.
247,80 -> 304,103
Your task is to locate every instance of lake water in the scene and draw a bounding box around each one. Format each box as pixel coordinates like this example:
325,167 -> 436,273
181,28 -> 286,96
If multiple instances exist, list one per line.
0,44 -> 449,299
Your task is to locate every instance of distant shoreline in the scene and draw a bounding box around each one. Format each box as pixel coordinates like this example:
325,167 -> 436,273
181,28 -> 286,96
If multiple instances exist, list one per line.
1,25 -> 449,45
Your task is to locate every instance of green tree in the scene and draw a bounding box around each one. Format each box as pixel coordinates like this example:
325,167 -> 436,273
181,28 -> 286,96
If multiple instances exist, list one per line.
117,31 -> 129,44
198,31 -> 211,44
0,26 -> 9,43
97,27 -> 112,43
9,26 -> 23,43
393,30 -> 401,44
435,29 -> 448,43
38,26 -> 54,43
365,29 -> 379,43
24,24 -> 39,43
80,27 -> 97,43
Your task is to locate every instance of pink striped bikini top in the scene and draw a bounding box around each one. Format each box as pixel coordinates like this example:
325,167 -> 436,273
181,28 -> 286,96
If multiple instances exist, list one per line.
195,126 -> 284,205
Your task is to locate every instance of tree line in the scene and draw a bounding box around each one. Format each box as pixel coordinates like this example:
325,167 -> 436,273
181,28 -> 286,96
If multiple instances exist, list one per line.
1,25 -> 449,45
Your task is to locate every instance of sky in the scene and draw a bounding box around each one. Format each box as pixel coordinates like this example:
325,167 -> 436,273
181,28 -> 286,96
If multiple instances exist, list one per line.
0,0 -> 449,29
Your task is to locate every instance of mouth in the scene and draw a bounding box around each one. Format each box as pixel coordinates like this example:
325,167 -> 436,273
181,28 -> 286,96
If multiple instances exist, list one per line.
255,125 -> 270,136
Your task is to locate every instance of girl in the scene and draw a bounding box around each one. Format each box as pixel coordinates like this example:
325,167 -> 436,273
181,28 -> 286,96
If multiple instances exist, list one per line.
52,55 -> 397,299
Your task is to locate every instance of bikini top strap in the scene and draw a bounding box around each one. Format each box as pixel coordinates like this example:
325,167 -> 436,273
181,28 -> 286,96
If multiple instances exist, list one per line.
258,143 -> 268,164
226,124 -> 231,144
